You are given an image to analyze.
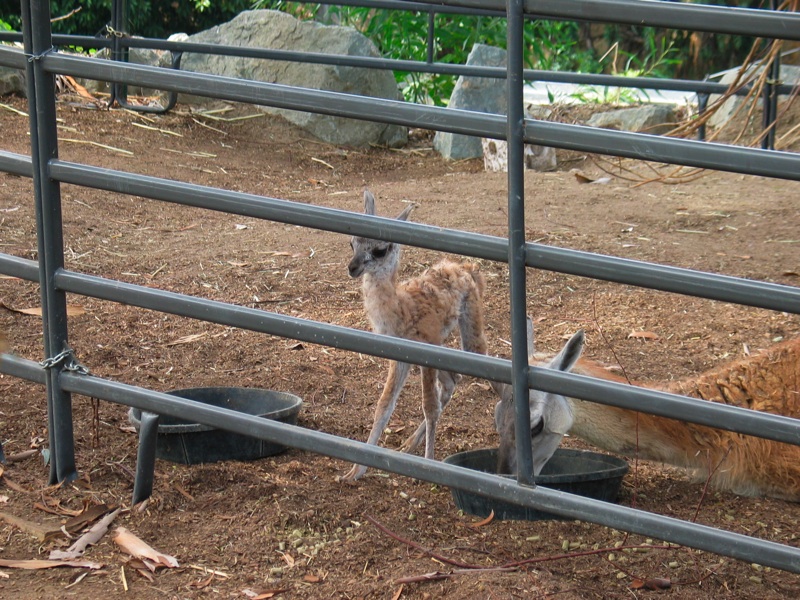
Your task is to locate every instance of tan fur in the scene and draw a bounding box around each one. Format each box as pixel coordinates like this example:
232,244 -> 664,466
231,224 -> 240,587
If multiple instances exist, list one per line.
339,191 -> 488,482
563,338 -> 800,501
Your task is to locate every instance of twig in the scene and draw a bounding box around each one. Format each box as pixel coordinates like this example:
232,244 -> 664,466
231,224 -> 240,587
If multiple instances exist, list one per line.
365,515 -> 478,569
51,7 -> 82,23
691,445 -> 734,524
60,138 -> 134,155
311,157 -> 335,170
0,102 -> 29,117
191,117 -> 227,135
131,122 -> 183,137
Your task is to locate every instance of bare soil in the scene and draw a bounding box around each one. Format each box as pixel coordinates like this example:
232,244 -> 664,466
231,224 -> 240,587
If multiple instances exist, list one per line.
0,93 -> 799,599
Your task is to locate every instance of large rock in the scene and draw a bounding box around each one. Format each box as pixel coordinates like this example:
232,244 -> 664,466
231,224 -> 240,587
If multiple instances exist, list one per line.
179,10 -> 406,148
587,104 -> 677,134
708,64 -> 800,130
434,44 -> 507,160
83,43 -> 177,98
0,66 -> 24,96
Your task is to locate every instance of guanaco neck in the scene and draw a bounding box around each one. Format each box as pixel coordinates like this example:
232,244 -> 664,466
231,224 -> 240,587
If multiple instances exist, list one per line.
362,269 -> 403,336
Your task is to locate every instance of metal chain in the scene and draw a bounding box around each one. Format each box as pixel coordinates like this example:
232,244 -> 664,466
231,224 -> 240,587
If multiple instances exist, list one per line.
104,25 -> 129,39
40,347 -> 89,376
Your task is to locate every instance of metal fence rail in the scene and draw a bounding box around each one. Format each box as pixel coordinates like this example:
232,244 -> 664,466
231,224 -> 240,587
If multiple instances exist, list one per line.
1,0 -> 799,575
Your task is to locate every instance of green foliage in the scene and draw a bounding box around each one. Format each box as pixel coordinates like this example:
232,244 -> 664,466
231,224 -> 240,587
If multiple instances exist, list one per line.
258,2 -> 600,105
565,33 -> 681,104
0,0 -> 771,105
0,0 -> 253,39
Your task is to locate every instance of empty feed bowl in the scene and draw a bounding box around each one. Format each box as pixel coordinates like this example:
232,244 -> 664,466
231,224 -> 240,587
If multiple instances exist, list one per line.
444,447 -> 629,521
128,387 -> 302,465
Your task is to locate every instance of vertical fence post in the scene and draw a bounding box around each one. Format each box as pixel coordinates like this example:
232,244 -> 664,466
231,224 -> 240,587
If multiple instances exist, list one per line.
696,92 -> 709,141
21,0 -> 78,483
426,7 -> 436,65
506,0 -> 534,485
110,0 -> 129,108
761,0 -> 781,151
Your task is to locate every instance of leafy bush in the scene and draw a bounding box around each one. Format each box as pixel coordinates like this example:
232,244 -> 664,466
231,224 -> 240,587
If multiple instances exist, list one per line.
260,2 -> 602,105
0,0 -> 253,38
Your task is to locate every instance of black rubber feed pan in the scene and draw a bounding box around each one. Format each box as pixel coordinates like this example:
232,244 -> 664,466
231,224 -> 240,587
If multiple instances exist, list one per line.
444,448 -> 629,521
129,387 -> 302,465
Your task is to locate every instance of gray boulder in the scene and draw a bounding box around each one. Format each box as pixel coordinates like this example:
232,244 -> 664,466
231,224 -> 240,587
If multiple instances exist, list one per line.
434,44 -> 507,160
0,66 -> 24,96
587,104 -> 677,134
83,44 -> 175,98
179,10 -> 406,148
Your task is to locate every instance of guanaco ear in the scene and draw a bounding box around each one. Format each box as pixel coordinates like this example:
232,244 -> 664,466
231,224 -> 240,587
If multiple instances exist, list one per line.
363,189 -> 376,215
547,330 -> 585,373
395,202 -> 416,222
490,379 -> 512,402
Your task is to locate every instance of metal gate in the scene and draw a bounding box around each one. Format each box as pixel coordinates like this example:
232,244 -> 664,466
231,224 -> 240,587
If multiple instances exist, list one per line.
0,0 -> 799,574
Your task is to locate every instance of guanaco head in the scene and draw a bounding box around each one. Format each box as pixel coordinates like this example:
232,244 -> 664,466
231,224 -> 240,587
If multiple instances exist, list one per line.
348,189 -> 416,279
493,319 -> 585,477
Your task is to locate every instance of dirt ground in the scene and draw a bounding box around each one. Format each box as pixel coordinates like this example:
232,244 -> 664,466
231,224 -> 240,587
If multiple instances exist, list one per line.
0,92 -> 799,599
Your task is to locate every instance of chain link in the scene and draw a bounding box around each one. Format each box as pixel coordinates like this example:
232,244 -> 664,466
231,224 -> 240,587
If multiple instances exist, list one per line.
104,25 -> 129,39
40,347 -> 89,376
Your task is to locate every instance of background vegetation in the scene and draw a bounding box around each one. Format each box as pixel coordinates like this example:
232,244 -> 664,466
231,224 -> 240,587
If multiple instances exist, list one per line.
0,1 -> 781,104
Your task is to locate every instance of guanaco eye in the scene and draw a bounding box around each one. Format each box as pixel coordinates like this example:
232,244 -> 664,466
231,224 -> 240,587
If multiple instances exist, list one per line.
371,245 -> 390,259
531,418 -> 544,437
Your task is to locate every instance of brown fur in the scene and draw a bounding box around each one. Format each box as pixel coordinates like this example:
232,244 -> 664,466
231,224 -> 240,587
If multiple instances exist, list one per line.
339,191 -> 488,482
565,338 -> 800,501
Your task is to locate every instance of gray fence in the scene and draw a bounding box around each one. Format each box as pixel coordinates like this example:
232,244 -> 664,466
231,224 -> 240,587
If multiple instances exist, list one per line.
1,0 -> 799,574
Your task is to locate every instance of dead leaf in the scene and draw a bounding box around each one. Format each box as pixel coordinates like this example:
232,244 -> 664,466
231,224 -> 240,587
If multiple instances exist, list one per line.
316,364 -> 335,376
571,169 -> 610,184
133,566 -> 155,582
1,475 -> 30,493
469,510 -> 495,529
0,512 -> 64,543
0,558 -> 102,570
66,76 -> 97,102
64,571 -> 89,588
0,301 -> 85,317
242,589 -> 288,600
303,573 -> 321,583
190,573 -> 214,589
782,271 -> 799,277
643,577 -> 672,590
113,527 -> 179,568
391,584 -> 404,600
280,552 -> 295,568
173,483 -> 195,502
6,449 -> 38,463
627,330 -> 660,340
49,507 -> 120,561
